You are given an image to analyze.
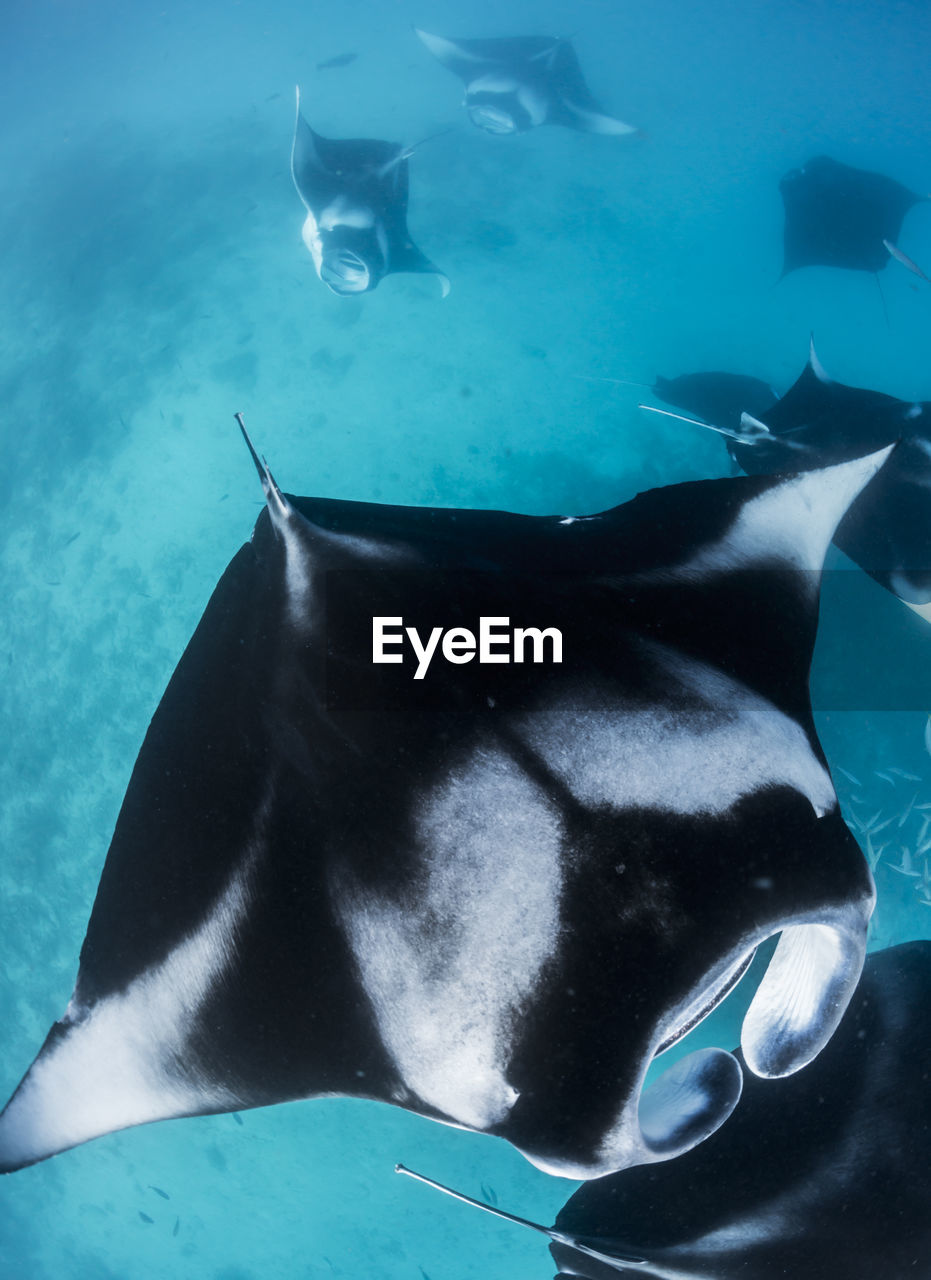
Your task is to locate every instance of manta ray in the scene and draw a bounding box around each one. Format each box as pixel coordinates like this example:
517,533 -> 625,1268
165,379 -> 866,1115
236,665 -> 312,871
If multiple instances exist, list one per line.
780,155 -> 928,280
644,342 -> 931,608
0,422 -> 889,1183
414,30 -> 636,137
399,943 -> 931,1278
649,372 -> 778,439
290,90 -> 449,296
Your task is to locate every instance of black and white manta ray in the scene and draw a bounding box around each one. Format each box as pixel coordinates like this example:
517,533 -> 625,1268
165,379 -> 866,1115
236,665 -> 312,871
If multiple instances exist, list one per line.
399,943 -> 931,1278
290,90 -> 449,296
780,154 -> 928,279
645,342 -> 931,607
0,424 -> 889,1182
414,30 -> 636,137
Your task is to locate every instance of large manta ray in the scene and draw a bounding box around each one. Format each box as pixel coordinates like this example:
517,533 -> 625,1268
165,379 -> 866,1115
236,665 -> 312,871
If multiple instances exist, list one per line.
290,90 -> 449,296
780,154 -> 928,279
0,426 -> 888,1182
414,30 -> 636,137
399,943 -> 931,1278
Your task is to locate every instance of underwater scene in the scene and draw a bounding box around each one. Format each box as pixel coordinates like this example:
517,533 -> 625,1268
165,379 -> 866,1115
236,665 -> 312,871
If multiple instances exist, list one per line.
1,0 -> 930,1276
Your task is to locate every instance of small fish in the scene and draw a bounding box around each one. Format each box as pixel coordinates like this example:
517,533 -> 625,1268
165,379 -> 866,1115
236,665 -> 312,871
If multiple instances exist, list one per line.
864,809 -> 883,830
139,1211 -> 154,1224
871,815 -> 896,835
875,771 -> 897,785
836,766 -> 862,787
883,238 -> 931,283
480,1182 -> 498,1207
148,1185 -> 170,1200
925,715 -> 931,758
316,52 -> 357,71
890,848 -> 921,877
232,1112 -> 244,1126
898,794 -> 918,828
889,767 -> 922,782
63,532 -> 81,547
865,833 -> 886,870
173,1216 -> 180,1238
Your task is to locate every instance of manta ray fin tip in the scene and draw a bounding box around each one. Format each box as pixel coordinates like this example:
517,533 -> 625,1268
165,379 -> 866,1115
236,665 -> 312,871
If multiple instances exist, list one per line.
234,412 -> 291,524
808,335 -> 832,383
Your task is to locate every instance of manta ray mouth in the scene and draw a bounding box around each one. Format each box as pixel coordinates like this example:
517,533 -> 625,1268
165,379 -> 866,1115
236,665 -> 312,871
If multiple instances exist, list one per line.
466,104 -> 521,135
635,920 -> 867,1164
653,949 -> 756,1059
466,96 -> 525,135
320,251 -> 371,294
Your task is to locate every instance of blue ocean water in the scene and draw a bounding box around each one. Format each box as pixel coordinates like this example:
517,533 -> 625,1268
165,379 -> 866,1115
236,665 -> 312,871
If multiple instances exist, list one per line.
0,0 -> 930,1276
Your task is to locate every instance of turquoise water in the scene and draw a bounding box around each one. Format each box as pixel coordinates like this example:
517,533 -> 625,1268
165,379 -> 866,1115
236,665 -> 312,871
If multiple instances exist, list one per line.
1,1 -> 930,1276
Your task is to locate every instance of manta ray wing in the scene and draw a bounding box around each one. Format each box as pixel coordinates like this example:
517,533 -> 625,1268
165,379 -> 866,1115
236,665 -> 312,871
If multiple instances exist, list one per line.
727,346 -> 931,604
539,39 -> 637,135
413,31 -> 562,78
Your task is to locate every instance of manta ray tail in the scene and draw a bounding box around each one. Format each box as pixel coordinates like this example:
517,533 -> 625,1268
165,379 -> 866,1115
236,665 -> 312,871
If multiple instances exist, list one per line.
874,272 -> 891,329
395,1165 -> 646,1270
374,127 -> 455,179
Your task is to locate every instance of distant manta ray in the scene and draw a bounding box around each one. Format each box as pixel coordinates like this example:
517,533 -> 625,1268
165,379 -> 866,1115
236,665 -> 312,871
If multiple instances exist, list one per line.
0,420 -> 889,1184
414,30 -> 637,137
780,155 -> 929,282
290,89 -> 449,296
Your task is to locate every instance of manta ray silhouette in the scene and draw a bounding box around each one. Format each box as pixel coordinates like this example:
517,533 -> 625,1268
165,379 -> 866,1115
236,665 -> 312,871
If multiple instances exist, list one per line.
414,30 -> 636,137
398,943 -> 931,1278
780,154 -> 927,278
290,90 -> 449,297
650,372 -> 778,438
0,423 -> 889,1181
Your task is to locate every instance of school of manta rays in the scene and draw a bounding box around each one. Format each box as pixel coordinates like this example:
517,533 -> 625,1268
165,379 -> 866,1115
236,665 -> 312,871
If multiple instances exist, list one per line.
4,24 -> 931,1280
